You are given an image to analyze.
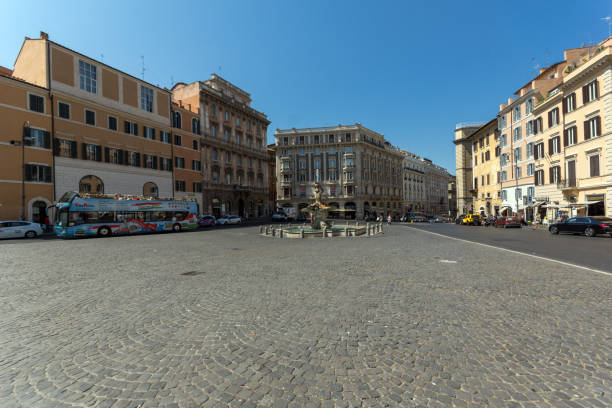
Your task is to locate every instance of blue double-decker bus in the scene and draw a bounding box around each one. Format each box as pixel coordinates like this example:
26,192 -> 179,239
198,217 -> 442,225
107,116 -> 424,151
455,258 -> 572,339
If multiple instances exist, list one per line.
54,192 -> 198,238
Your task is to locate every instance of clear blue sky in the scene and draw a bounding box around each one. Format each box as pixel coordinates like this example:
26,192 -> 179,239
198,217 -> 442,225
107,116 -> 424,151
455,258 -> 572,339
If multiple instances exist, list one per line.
1,1 -> 610,173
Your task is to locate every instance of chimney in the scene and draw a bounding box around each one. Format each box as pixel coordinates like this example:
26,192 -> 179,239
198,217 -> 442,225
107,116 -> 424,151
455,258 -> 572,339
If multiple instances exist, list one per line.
499,104 -> 507,111
40,31 -> 49,40
507,97 -> 514,105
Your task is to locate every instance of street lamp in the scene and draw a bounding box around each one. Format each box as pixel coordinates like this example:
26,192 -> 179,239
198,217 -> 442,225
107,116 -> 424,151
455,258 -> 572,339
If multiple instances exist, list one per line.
10,121 -> 32,220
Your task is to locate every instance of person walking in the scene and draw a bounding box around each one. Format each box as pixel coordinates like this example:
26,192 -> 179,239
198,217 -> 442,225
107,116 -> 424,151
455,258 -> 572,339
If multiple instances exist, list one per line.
387,214 -> 392,225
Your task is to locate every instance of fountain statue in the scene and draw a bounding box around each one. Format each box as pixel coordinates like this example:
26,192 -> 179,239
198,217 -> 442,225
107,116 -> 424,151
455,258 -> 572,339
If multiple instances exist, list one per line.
300,182 -> 331,230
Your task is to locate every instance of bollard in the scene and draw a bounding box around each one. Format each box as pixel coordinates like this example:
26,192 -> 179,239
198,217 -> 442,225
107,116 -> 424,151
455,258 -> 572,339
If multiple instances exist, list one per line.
300,229 -> 304,238
259,226 -> 263,234
344,226 -> 348,236
272,228 -> 276,237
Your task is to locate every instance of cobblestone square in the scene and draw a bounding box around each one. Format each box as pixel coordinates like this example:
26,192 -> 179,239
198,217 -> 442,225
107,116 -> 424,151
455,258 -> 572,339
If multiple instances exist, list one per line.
0,226 -> 610,407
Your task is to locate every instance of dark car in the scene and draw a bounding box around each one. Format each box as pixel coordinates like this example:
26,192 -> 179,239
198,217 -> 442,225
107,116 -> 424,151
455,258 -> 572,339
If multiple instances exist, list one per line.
198,215 -> 216,227
455,215 -> 466,224
494,216 -> 521,228
549,217 -> 612,237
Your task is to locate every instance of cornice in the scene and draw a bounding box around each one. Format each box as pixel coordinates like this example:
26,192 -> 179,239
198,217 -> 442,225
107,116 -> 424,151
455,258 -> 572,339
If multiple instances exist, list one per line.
562,53 -> 612,90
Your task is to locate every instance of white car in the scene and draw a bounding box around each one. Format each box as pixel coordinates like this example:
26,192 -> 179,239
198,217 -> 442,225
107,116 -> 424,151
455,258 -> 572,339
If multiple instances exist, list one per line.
0,221 -> 43,239
217,215 -> 242,225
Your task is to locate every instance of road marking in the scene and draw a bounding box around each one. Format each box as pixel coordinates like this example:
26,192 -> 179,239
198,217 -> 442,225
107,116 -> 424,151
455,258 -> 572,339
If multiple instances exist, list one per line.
439,260 -> 457,264
410,227 -> 612,277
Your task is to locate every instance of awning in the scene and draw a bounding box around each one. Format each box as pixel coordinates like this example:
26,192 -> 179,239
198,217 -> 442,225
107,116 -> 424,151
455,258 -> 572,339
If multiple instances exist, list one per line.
529,201 -> 547,208
500,206 -> 512,212
570,200 -> 602,207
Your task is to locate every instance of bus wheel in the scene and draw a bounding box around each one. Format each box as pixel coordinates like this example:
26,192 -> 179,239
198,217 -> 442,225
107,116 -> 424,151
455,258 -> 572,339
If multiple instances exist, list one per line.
173,223 -> 182,232
98,227 -> 112,237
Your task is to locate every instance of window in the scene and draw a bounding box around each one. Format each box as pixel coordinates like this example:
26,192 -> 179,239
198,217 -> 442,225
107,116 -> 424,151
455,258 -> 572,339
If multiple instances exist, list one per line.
26,128 -> 51,149
345,133 -> 352,142
583,81 -> 598,104
329,158 -> 336,168
211,125 -> 217,137
175,180 -> 186,192
126,151 -> 140,167
515,166 -> 522,179
143,154 -> 156,169
83,143 -> 102,161
584,116 -> 601,140
527,187 -> 535,200
498,114 -> 507,130
328,134 -> 335,143
501,190 -> 507,201
224,128 -> 231,141
29,94 -> 45,113
160,131 -> 171,143
124,120 -> 138,135
237,155 -> 242,166
108,116 -> 117,131
212,171 -> 219,184
144,182 -> 158,197
143,126 -> 155,140
106,147 -> 121,165
210,105 -> 216,117
513,105 -> 521,122
191,140 -> 198,150
193,182 -> 202,193
535,170 -> 544,186
526,142 -> 534,158
548,108 -> 559,127
527,163 -> 534,176
526,120 -> 534,136
226,152 -> 231,163
192,160 -> 201,171
175,157 -> 185,169
590,155 -> 600,177
564,93 -> 576,113
248,158 -> 253,168
564,126 -> 577,146
500,134 -> 507,147
78,60 -> 97,94
140,86 -> 153,112
514,147 -> 522,162
550,166 -> 561,183
84,109 -> 96,126
172,111 -> 182,129
174,134 -> 182,146
24,164 -> 51,182
534,143 -> 544,160
55,138 -> 77,158
192,118 -> 200,134
314,135 -> 320,144
534,117 -> 543,134
247,138 -> 252,148
236,133 -> 242,145
525,98 -> 533,115
212,149 -> 218,161
58,102 -> 70,119
236,117 -> 240,126
224,111 -> 229,121
474,155 -> 478,166
500,153 -> 508,167
515,188 -> 522,200
473,141 -> 478,153
226,173 -> 231,184
283,136 -> 289,146
500,170 -> 507,182
513,127 -> 522,142
160,157 -> 172,171
346,172 -> 353,180
549,136 -> 560,155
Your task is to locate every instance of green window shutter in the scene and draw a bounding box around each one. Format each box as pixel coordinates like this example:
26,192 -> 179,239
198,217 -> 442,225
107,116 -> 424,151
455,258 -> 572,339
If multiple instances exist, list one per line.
82,143 -> 87,160
117,149 -> 124,165
104,147 -> 110,163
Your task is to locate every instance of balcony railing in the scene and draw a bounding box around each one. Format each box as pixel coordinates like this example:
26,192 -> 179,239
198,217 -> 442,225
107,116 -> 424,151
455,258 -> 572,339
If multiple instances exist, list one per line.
559,176 -> 607,190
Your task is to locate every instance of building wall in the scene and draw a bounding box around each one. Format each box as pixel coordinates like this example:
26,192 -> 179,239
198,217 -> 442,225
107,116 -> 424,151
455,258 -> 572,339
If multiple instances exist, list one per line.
470,121 -> 502,216
454,124 -> 481,214
0,75 -> 53,221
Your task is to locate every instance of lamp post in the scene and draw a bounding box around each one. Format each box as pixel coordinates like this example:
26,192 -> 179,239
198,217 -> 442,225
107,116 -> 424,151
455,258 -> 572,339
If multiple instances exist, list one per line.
10,121 -> 31,220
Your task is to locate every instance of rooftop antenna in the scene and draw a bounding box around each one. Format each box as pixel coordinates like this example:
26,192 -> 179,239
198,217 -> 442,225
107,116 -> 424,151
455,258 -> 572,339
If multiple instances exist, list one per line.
140,55 -> 146,80
530,57 -> 540,75
602,16 -> 611,37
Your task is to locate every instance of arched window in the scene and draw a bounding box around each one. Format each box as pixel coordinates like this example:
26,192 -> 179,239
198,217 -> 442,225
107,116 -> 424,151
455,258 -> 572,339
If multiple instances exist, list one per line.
172,111 -> 182,129
192,118 -> 200,134
143,182 -> 158,197
79,175 -> 104,194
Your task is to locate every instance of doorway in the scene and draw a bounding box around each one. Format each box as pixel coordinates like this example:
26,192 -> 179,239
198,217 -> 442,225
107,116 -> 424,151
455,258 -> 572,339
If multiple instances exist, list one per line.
31,201 -> 47,225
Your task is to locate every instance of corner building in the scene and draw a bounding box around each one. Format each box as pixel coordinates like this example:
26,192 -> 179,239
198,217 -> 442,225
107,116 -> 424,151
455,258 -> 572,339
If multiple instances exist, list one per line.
171,75 -> 270,218
274,124 -> 403,219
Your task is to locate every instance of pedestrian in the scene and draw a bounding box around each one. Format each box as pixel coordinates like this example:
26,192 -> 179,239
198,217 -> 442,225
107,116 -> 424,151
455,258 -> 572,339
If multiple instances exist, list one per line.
44,215 -> 50,232
387,215 -> 392,225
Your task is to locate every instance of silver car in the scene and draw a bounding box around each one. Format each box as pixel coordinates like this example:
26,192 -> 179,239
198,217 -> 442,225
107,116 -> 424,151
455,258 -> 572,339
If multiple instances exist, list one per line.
0,221 -> 43,239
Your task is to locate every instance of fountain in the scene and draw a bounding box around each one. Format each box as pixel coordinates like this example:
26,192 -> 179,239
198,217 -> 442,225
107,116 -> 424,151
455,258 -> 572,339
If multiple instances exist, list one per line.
261,181 -> 382,239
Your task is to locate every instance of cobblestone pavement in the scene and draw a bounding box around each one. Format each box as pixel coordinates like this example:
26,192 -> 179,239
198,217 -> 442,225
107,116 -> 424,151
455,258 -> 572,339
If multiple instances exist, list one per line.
0,225 -> 610,408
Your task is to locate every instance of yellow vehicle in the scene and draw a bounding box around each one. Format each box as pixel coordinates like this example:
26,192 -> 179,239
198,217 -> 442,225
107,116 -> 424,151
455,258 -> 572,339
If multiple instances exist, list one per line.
462,213 -> 481,226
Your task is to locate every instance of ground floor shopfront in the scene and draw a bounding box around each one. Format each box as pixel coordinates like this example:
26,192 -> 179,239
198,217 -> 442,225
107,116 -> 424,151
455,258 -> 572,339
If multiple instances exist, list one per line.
534,183 -> 610,223
203,187 -> 269,219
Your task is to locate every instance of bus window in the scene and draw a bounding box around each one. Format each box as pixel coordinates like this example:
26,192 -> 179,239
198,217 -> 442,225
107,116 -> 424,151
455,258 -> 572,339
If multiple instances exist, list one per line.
175,211 -> 187,221
99,212 -> 114,222
85,212 -> 100,223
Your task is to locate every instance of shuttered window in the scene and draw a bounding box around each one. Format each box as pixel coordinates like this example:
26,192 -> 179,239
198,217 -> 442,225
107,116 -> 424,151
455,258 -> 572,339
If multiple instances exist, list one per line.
590,155 -> 600,177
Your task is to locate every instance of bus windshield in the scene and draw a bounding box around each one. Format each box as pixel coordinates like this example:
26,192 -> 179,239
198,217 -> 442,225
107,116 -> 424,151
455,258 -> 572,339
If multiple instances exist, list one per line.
58,191 -> 76,203
55,208 -> 69,226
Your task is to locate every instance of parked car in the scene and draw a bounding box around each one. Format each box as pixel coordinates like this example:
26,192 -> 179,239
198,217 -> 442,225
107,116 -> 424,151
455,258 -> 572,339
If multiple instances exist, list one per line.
412,216 -> 427,222
217,215 -> 242,225
494,216 -> 521,228
462,214 -> 481,226
455,215 -> 466,224
549,217 -> 612,237
0,221 -> 43,239
295,213 -> 309,222
271,213 -> 288,222
198,215 -> 216,227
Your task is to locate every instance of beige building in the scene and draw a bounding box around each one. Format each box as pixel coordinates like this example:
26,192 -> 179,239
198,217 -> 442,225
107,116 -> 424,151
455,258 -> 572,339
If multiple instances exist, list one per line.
468,119 -> 502,216
402,151 -> 426,214
422,158 -> 453,217
274,124 -> 403,219
534,38 -> 612,220
171,75 -> 271,218
454,122 -> 483,215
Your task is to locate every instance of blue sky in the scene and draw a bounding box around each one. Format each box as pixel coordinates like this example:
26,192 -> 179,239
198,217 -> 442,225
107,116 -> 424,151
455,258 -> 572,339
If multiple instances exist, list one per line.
1,1 -> 610,173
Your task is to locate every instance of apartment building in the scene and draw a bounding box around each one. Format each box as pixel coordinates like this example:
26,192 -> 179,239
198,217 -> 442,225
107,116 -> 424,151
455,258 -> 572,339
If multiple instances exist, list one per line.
171,103 -> 204,210
171,75 -> 270,218
274,124 -> 403,219
454,122 -> 483,215
534,39 -> 612,220
402,151 -> 426,214
448,177 -> 457,217
1,32 -> 180,222
0,73 -> 53,222
267,144 -> 277,214
422,159 -> 453,217
497,62 -> 566,220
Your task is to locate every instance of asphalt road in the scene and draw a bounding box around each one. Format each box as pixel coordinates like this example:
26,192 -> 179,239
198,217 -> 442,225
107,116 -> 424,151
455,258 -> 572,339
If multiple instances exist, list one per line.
0,225 -> 610,407
404,222 -> 612,273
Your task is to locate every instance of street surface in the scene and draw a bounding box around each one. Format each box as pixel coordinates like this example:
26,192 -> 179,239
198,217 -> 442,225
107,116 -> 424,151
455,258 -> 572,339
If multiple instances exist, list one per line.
0,225 -> 610,408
